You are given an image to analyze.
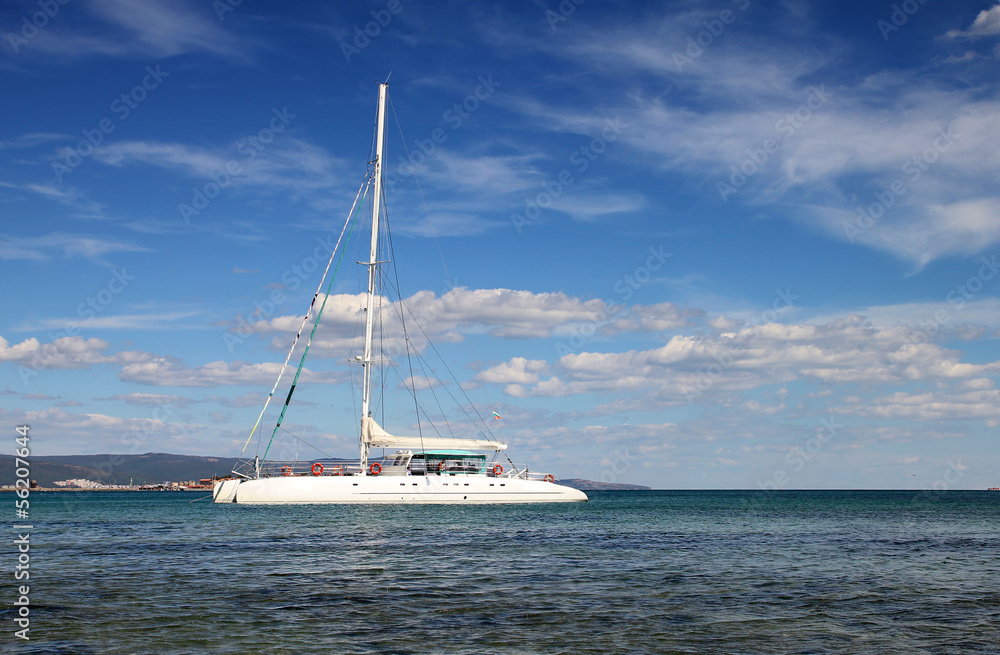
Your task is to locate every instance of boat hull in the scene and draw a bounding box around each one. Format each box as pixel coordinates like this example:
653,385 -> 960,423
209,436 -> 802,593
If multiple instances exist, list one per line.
213,474 -> 587,504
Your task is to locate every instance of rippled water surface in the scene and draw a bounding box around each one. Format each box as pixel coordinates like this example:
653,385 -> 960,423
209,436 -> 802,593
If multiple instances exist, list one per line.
5,490 -> 999,654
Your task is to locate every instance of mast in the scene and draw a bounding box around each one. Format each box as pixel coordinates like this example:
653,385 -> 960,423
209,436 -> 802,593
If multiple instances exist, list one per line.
360,81 -> 388,474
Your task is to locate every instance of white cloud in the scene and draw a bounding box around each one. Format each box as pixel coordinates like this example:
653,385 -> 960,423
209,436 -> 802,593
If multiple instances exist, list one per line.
93,139 -> 351,200
947,3 -> 1000,38
841,389 -> 1000,425
117,357 -> 345,387
248,289 -> 688,354
102,393 -> 196,407
0,406 -> 168,450
20,184 -> 107,219
475,357 -> 549,386
500,14 -> 1000,267
0,335 -> 154,370
0,232 -> 148,262
495,316 -> 1000,406
21,0 -> 253,60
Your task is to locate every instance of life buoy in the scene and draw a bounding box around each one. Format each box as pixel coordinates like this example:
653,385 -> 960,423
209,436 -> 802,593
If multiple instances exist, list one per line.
311,462 -> 323,475
331,465 -> 343,476
281,466 -> 292,476
370,462 -> 382,475
437,461 -> 446,472
543,474 -> 555,483
493,464 -> 503,476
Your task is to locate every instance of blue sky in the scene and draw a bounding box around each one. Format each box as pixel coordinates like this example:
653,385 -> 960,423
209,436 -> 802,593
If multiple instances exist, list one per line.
2,0 -> 1000,489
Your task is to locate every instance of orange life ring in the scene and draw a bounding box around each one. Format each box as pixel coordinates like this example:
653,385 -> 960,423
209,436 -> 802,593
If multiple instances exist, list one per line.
281,466 -> 292,476
493,464 -> 503,476
331,465 -> 343,476
311,462 -> 323,475
437,461 -> 446,472
370,462 -> 382,475
543,474 -> 555,483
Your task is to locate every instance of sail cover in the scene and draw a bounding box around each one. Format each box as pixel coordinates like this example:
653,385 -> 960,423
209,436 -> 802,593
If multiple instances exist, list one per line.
362,417 -> 507,451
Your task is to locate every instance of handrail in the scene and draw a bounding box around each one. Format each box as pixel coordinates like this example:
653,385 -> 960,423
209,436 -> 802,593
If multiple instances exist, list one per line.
253,459 -> 542,479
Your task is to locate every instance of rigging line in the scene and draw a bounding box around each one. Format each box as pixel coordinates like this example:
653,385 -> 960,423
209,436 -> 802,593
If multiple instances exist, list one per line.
379,279 -> 454,440
276,425 -> 336,460
387,92 -> 503,440
261,179 -> 369,463
378,351 -> 448,440
395,293 -> 499,441
409,344 -> 451,439
381,193 -> 426,455
389,303 -> 516,469
239,176 -> 371,459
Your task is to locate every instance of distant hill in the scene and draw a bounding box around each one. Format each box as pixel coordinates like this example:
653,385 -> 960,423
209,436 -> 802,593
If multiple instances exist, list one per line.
0,453 -> 650,489
0,453 -> 240,487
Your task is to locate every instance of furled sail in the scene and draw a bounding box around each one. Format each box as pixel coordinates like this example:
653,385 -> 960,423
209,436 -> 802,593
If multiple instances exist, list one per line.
362,417 -> 507,451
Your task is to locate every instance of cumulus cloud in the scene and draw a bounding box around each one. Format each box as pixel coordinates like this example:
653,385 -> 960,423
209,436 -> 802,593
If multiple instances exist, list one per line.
946,3 -> 1000,38
841,389 -> 1000,425
243,288 -> 691,358
489,316 -> 1000,407
0,335 -> 155,372
118,358 -> 346,387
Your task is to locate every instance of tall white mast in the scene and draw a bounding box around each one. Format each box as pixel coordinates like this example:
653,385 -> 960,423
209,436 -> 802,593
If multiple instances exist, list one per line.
360,81 -> 388,474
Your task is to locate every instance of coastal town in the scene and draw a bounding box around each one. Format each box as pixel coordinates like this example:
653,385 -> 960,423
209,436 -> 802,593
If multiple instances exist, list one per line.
0,478 -> 219,492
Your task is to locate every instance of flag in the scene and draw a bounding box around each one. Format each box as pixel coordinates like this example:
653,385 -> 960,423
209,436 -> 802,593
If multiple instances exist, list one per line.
493,411 -> 501,420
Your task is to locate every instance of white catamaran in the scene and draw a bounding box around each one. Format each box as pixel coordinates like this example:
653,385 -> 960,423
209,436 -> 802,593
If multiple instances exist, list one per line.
214,81 -> 587,504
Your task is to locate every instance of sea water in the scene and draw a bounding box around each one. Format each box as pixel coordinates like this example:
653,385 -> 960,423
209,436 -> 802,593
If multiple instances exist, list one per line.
3,490 -> 998,654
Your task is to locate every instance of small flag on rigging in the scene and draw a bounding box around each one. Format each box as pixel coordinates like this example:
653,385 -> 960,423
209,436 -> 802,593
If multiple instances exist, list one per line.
493,411 -> 501,420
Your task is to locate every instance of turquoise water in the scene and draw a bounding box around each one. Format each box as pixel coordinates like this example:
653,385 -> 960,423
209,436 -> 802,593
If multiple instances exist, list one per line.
4,490 -> 998,654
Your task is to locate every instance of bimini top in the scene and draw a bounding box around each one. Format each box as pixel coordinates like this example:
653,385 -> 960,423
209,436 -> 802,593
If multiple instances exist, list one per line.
362,417 -> 507,452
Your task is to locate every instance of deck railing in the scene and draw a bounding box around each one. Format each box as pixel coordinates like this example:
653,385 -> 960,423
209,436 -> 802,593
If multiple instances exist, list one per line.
252,460 -> 550,479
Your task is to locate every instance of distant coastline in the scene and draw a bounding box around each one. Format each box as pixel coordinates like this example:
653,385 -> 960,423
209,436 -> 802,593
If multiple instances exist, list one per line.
0,452 -> 650,491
